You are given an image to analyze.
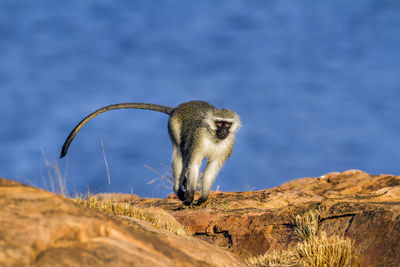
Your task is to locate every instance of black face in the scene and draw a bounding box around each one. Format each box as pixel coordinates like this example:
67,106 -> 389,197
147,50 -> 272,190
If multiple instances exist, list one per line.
215,121 -> 232,140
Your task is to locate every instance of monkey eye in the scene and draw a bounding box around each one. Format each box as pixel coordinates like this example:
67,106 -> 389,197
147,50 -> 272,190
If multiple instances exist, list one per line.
224,122 -> 232,128
216,121 -> 223,127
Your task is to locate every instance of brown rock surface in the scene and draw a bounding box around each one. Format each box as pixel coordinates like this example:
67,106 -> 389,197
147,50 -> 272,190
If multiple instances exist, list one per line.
130,170 -> 400,266
0,178 -> 243,267
2,170 -> 400,266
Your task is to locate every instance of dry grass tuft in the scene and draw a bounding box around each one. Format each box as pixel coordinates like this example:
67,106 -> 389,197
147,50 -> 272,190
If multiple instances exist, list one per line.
246,209 -> 357,267
74,196 -> 188,236
296,232 -> 355,267
41,149 -> 67,196
246,249 -> 298,267
294,207 -> 320,242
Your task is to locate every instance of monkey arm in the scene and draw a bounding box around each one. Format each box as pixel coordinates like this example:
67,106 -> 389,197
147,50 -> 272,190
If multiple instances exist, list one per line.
197,159 -> 225,205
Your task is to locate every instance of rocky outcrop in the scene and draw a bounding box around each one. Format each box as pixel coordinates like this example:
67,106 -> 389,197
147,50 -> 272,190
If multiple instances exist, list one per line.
0,178 -> 243,267
132,170 -> 400,266
2,170 -> 400,266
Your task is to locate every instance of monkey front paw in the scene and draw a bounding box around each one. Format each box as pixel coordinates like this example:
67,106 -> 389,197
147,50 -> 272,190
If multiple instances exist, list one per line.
195,199 -> 207,206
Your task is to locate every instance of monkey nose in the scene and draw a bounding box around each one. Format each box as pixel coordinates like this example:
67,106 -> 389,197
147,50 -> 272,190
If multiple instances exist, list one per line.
217,130 -> 229,140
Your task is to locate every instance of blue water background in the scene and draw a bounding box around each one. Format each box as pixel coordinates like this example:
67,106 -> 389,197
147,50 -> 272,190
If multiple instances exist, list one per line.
1,1 -> 400,197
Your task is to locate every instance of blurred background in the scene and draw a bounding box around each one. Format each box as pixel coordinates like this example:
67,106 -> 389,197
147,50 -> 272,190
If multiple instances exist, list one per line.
1,1 -> 400,197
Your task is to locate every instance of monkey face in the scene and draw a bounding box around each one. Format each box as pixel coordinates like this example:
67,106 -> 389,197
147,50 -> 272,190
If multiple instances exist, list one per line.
215,121 -> 232,139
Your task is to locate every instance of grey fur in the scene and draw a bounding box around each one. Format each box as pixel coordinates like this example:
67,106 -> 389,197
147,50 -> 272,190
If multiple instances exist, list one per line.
60,100 -> 240,205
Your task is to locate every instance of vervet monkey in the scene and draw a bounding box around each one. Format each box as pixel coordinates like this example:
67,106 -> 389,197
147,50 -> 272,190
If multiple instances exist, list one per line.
60,101 -> 241,205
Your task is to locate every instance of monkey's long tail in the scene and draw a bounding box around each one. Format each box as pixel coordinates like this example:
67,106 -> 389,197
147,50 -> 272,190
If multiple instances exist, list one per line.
60,103 -> 174,158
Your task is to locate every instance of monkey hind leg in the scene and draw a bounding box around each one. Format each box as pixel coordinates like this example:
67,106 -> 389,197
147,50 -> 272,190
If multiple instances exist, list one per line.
171,146 -> 183,198
183,185 -> 195,206
179,172 -> 195,205
177,188 -> 186,202
182,155 -> 202,205
175,176 -> 193,205
176,174 -> 186,202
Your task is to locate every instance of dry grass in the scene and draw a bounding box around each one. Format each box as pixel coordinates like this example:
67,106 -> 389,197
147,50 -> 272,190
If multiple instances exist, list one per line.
294,207 -> 320,242
41,149 -> 67,196
295,232 -> 355,267
246,249 -> 298,267
74,196 -> 188,236
145,164 -> 174,192
246,209 -> 357,267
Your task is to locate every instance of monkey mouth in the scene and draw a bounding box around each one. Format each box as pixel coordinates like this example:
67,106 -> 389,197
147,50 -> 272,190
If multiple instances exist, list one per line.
216,130 -> 229,140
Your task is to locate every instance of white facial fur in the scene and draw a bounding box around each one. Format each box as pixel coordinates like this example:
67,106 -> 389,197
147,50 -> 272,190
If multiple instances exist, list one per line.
204,111 -> 241,133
